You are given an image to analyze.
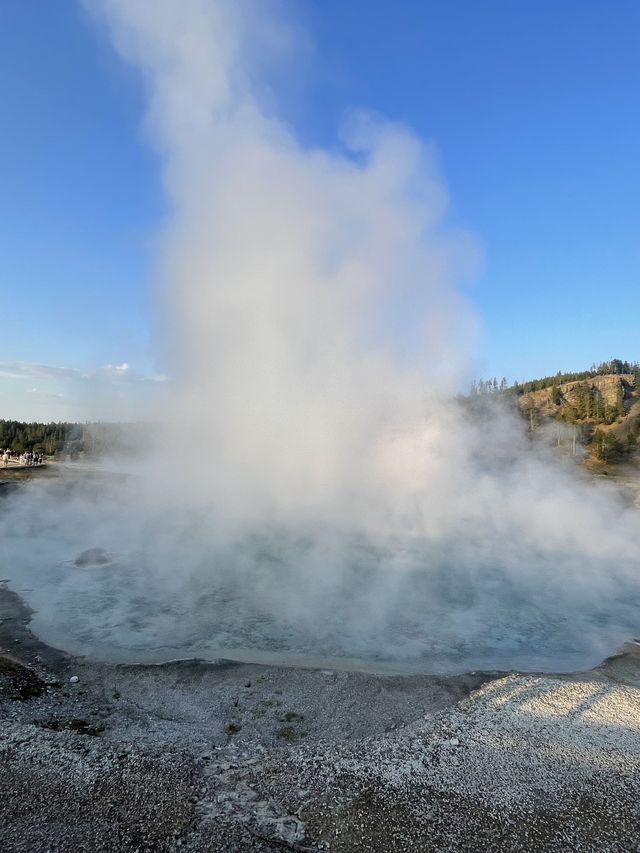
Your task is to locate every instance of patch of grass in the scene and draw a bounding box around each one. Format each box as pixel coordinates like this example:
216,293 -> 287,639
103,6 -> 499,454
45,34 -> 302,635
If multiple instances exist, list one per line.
39,717 -> 104,736
279,711 -> 304,723
276,725 -> 298,742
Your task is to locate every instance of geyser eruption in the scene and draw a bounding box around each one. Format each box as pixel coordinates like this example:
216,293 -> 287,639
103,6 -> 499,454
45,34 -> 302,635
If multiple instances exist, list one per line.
2,0 -> 640,673
102,0 -> 478,531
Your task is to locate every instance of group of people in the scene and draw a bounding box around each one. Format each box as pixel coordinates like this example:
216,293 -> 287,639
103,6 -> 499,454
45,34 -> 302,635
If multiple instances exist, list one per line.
1,449 -> 45,467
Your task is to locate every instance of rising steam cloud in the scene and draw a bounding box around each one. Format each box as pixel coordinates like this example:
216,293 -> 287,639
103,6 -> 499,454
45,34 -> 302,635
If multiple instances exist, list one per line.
2,0 -> 640,673
97,0 -> 480,530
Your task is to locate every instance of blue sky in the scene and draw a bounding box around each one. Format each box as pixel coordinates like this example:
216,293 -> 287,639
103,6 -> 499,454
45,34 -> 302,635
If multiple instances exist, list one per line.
1,0 -> 639,419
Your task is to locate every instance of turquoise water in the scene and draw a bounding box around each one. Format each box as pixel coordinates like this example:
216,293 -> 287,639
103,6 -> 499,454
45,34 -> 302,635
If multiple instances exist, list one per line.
2,478 -> 639,674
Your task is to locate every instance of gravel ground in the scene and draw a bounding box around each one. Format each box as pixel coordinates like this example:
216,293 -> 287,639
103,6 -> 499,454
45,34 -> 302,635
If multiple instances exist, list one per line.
2,583 -> 640,852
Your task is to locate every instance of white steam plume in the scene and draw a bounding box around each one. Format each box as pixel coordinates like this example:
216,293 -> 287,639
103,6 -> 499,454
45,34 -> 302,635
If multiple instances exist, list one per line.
1,0 -> 639,674
94,0 -> 480,530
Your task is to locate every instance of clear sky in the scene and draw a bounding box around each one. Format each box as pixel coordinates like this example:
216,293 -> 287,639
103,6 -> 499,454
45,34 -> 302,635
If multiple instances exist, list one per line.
1,0 -> 639,420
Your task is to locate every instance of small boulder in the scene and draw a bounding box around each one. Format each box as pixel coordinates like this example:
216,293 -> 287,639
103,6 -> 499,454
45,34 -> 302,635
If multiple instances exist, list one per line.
73,548 -> 113,568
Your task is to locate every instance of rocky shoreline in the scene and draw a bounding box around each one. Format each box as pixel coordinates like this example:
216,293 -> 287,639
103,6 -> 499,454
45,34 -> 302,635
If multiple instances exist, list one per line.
2,583 -> 640,851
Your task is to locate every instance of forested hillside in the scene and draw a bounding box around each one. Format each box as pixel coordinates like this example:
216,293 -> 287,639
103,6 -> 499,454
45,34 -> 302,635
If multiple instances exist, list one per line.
473,359 -> 640,466
471,359 -> 640,397
519,373 -> 640,463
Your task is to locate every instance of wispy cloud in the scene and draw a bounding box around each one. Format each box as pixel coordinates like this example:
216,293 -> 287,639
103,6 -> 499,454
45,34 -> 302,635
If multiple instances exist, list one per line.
0,361 -> 167,385
27,387 -> 64,399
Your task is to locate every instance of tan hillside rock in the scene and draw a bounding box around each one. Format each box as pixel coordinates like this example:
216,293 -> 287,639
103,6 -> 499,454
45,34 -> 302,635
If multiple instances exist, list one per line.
518,373 -> 635,417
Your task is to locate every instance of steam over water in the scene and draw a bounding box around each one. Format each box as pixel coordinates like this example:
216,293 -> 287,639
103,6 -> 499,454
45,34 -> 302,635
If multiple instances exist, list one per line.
3,453 -> 640,675
3,1 -> 640,674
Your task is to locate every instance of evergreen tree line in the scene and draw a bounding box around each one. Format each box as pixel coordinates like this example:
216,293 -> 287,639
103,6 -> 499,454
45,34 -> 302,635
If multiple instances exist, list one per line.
555,382 -> 626,426
590,428 -> 635,464
0,420 -> 149,457
0,420 -> 85,456
469,377 -> 509,396
472,358 -> 640,397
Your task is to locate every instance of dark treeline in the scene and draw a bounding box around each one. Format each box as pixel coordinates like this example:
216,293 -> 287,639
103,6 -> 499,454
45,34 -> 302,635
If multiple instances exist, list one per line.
0,420 -> 149,457
0,421 -> 84,456
472,358 -> 640,397
590,427 -> 635,464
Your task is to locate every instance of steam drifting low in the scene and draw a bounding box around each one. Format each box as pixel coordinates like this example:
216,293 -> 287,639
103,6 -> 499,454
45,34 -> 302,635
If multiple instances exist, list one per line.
2,0 -> 640,673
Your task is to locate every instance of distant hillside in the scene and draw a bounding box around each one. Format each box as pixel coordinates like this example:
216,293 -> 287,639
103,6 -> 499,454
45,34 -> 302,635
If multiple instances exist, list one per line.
518,373 -> 640,466
470,359 -> 640,468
